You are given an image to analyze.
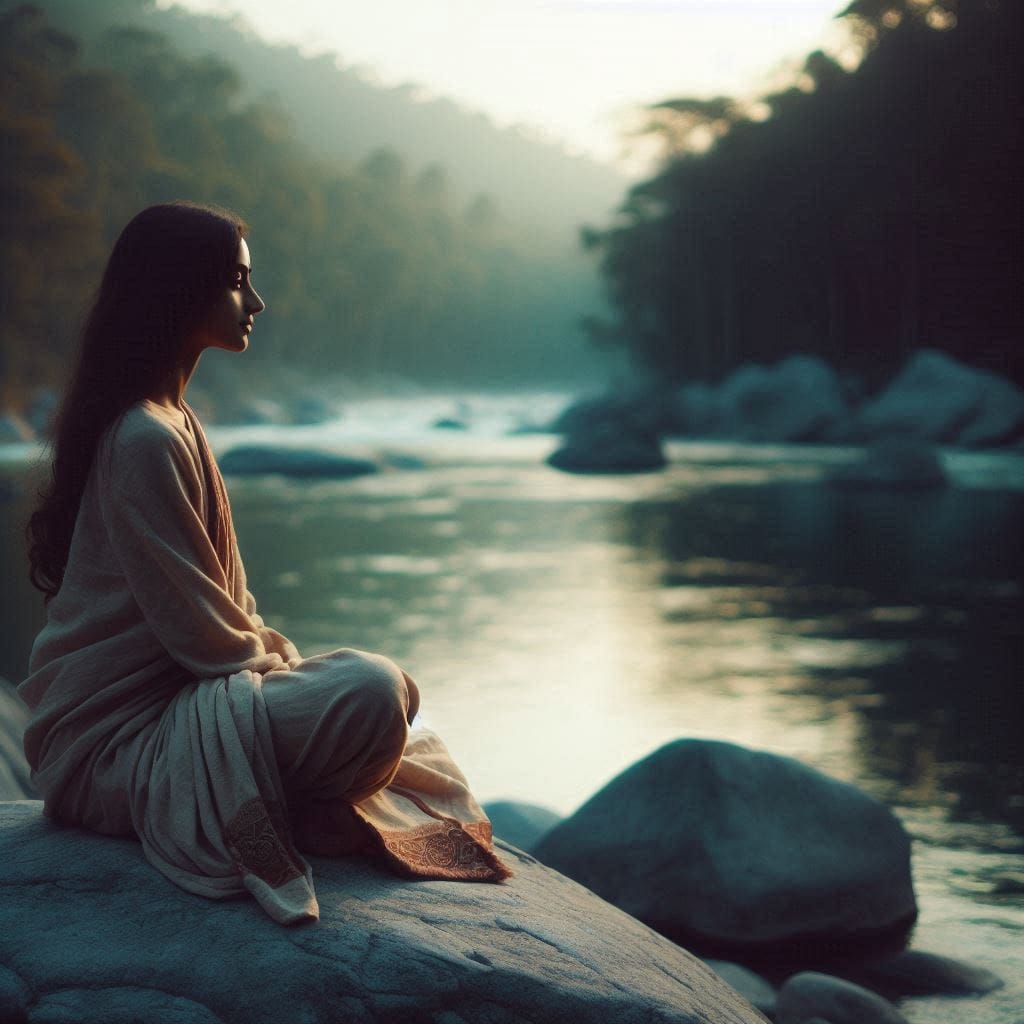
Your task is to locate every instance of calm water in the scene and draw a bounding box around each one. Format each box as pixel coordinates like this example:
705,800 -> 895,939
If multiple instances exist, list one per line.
2,398 -> 1022,1022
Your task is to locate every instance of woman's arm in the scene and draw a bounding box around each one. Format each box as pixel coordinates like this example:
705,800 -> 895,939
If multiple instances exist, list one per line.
99,418 -> 288,679
244,588 -> 302,667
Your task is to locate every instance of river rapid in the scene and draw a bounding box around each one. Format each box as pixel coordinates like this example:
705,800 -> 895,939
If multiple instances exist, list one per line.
2,391 -> 1022,1022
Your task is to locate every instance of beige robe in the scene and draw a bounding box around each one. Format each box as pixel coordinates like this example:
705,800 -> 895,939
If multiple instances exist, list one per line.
19,400 -> 508,924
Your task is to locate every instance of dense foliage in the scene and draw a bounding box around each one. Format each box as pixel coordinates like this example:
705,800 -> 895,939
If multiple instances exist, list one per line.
0,3 -> 610,411
585,0 -> 1023,388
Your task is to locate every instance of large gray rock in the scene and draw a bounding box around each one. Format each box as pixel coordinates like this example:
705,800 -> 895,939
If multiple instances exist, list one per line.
0,801 -> 766,1024
0,680 -> 33,800
483,800 -> 562,852
696,356 -> 851,443
850,349 -> 1024,446
533,740 -> 916,966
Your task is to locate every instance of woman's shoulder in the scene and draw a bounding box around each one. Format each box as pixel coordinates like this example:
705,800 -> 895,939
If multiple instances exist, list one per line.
113,401 -> 190,446
101,401 -> 196,479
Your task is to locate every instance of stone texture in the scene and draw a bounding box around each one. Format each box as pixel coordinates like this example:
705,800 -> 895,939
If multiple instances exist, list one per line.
532,740 -> 916,966
0,680 -> 34,800
483,801 -> 562,852
0,801 -> 766,1024
776,972 -> 909,1024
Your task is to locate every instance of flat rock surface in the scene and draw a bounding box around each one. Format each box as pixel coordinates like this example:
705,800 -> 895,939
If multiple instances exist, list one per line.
0,801 -> 766,1024
533,739 -> 916,964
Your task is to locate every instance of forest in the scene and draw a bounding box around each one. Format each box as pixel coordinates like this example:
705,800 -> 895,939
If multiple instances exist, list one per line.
585,0 -> 1023,389
2,0 -> 1020,415
0,1 -> 619,413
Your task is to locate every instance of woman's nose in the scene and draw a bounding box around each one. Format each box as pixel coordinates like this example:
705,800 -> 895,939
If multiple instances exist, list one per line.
247,286 -> 266,315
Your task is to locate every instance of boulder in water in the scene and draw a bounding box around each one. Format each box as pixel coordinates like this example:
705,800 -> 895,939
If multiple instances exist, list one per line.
776,971 -> 909,1024
533,739 -> 917,967
851,349 -> 1024,446
548,422 -> 666,474
706,355 -> 852,443
483,800 -> 562,852
219,446 -> 378,479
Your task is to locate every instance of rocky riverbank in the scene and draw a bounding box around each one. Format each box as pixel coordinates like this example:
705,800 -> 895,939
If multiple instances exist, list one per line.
0,679 -> 1004,1023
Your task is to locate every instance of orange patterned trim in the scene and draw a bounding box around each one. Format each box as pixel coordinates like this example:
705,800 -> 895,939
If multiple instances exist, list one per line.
225,797 -> 306,889
373,818 -> 512,882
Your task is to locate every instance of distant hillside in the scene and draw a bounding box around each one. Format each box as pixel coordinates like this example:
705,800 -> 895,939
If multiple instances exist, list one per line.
1,0 -> 628,405
32,0 -> 628,250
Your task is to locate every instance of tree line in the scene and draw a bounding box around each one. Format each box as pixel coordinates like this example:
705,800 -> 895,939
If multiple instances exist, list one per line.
0,3 -> 608,413
584,0 -> 1023,389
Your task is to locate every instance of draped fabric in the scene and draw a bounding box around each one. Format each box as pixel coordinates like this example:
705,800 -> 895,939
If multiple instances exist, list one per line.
19,400 -> 508,924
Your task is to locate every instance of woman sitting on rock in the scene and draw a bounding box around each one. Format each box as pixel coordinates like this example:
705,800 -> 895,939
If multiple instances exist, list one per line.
20,201 -> 509,924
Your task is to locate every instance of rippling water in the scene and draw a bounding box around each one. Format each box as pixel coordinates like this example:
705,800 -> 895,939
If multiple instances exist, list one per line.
2,398 -> 1022,1022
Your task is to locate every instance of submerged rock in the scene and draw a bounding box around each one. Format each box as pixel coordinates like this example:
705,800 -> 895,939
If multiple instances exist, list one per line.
0,801 -> 766,1024
0,680 -> 33,800
776,971 -> 909,1024
220,446 -> 378,479
533,739 -> 916,967
483,800 -> 562,852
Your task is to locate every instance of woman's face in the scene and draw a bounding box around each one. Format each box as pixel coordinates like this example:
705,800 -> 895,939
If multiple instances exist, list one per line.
190,237 -> 265,356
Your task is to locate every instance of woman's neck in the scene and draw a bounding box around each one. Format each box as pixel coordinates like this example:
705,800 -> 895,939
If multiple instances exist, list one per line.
147,351 -> 202,410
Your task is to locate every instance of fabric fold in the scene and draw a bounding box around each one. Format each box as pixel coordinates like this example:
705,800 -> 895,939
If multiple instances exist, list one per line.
20,399 -> 509,925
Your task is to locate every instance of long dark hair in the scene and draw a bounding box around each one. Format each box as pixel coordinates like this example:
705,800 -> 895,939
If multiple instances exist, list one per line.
27,201 -> 248,600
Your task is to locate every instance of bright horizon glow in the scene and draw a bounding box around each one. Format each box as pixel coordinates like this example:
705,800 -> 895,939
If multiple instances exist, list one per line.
162,0 -> 852,171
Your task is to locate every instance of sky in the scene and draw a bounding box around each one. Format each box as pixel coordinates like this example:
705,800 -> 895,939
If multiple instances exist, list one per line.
163,0 -> 854,168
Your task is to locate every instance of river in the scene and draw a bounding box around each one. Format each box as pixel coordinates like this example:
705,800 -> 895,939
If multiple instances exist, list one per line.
2,391 -> 1022,1022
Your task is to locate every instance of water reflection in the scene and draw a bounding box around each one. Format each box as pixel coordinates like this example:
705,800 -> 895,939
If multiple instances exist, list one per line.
225,470 -> 1023,843
624,484 -> 1024,833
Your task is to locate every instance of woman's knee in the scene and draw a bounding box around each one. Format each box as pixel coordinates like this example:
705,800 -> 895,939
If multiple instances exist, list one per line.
344,650 -> 412,731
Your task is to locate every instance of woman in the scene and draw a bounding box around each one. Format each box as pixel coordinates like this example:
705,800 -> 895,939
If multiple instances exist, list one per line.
20,201 -> 509,924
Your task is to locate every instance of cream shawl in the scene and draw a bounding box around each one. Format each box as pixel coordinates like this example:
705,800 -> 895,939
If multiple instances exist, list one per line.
20,401 -> 507,924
